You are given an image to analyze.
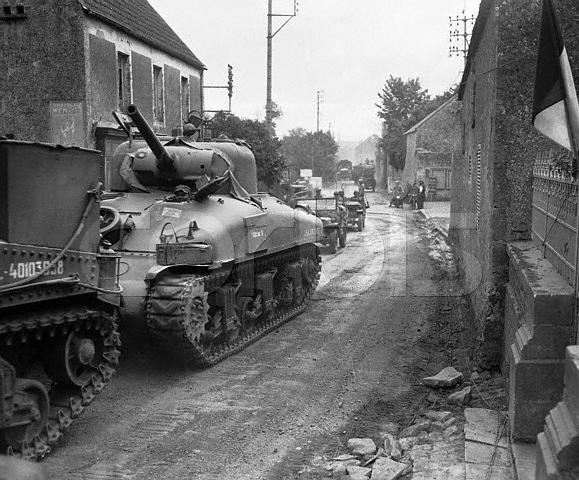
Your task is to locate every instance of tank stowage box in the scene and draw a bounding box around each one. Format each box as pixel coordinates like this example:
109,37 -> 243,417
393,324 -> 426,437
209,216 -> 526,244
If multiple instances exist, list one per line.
0,141 -> 101,250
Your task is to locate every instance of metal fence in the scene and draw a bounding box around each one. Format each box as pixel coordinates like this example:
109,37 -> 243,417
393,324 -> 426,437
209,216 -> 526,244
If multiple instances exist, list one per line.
531,149 -> 578,287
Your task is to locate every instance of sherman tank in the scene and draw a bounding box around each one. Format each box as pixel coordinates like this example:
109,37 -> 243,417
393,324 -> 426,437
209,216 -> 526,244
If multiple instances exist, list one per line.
0,140 -> 121,459
101,105 -> 323,366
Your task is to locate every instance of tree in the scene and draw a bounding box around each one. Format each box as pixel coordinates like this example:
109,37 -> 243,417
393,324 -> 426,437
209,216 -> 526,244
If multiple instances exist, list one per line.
209,112 -> 285,187
280,128 -> 339,181
376,76 -> 430,170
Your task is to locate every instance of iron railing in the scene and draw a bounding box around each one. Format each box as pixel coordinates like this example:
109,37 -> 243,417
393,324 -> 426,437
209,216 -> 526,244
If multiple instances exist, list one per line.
531,149 -> 577,287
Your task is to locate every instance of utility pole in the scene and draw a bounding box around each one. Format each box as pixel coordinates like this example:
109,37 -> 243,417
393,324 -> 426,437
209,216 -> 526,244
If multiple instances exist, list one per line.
316,90 -> 322,132
449,12 -> 475,65
202,64 -> 234,114
266,0 -> 298,131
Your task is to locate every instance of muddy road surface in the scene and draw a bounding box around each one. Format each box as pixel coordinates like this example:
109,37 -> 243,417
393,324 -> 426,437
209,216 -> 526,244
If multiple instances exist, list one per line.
44,192 -> 449,479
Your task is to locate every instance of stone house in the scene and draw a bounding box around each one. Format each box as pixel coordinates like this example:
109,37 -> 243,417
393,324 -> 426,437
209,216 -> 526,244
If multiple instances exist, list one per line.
354,135 -> 379,166
402,96 -> 461,201
0,0 -> 204,179
450,0 -> 579,477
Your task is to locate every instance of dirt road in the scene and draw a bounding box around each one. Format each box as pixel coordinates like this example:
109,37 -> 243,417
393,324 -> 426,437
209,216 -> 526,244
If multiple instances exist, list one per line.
44,193 -> 451,479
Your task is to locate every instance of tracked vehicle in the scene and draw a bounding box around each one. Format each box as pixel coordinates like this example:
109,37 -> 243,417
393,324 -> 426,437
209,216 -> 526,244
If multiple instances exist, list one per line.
101,105 -> 323,366
0,140 -> 121,459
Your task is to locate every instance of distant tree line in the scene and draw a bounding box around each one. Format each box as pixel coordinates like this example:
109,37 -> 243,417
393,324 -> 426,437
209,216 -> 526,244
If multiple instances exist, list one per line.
210,108 -> 339,188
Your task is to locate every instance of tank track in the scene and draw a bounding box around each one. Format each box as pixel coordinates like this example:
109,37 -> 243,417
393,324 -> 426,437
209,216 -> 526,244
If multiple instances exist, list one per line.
0,306 -> 121,460
146,245 -> 321,367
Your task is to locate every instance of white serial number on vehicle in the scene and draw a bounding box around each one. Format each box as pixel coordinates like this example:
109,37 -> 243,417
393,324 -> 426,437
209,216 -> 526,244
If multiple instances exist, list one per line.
7,260 -> 64,280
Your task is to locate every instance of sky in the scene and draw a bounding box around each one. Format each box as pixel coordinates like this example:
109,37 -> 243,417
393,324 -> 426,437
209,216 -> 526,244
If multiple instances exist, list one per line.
149,0 -> 481,143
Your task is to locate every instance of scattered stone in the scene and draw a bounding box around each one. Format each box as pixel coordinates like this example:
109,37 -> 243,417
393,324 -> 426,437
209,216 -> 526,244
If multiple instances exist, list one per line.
326,458 -> 361,475
431,421 -> 446,432
470,371 -> 480,382
398,436 -> 418,452
347,438 -> 377,456
448,386 -> 472,405
346,465 -> 372,477
423,367 -> 463,388
382,434 -> 401,460
443,417 -> 457,428
378,421 -> 399,436
425,410 -> 452,423
370,457 -> 408,480
362,448 -> 385,467
333,454 -> 358,462
349,473 -> 370,480
426,392 -> 441,404
399,420 -> 431,438
444,425 -> 459,438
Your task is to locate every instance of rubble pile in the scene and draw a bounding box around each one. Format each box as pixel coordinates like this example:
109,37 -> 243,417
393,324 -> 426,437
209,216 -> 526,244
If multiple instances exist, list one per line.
324,408 -> 461,479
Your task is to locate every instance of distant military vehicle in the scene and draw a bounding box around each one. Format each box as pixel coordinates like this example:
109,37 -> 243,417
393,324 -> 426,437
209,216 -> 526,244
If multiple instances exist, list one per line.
295,196 -> 348,253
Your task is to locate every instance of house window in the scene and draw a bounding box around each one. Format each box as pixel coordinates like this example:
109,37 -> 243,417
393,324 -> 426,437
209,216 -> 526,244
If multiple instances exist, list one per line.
153,65 -> 164,123
181,76 -> 190,122
117,52 -> 131,113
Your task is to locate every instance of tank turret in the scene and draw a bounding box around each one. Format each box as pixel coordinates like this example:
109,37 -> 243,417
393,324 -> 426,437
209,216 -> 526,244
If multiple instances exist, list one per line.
110,105 -> 258,193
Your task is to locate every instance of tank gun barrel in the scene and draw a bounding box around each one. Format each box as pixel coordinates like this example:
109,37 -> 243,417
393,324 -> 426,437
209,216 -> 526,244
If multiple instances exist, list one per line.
127,104 -> 174,173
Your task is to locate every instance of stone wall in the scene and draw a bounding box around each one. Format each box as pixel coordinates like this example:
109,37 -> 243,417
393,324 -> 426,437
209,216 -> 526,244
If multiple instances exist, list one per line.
0,0 -> 86,143
450,0 -> 499,368
504,243 -> 574,441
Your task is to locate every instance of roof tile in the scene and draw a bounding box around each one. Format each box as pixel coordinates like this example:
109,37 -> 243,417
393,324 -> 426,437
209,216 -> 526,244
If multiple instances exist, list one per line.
79,0 -> 205,69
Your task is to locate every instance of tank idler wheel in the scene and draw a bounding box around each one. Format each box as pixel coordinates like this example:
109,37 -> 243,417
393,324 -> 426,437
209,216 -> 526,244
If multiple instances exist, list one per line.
44,330 -> 104,387
2,379 -> 50,451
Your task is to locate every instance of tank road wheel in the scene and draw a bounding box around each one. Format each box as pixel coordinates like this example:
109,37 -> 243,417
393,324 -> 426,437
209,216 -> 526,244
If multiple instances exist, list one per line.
2,379 -> 50,451
44,328 -> 110,387
327,230 -> 338,254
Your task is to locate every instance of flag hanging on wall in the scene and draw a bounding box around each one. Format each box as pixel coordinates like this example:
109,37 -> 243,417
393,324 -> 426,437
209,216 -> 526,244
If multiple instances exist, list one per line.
532,0 -> 579,174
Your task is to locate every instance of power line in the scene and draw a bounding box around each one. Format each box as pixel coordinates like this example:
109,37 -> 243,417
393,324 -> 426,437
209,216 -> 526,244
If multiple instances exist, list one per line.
449,12 -> 475,65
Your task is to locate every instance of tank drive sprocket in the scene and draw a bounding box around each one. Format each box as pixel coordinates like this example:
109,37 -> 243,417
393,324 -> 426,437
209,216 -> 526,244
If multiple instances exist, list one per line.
0,306 -> 121,460
146,245 -> 321,367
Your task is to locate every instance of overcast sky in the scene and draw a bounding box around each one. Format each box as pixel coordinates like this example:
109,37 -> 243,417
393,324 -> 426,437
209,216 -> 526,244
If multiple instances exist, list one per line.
149,1 -> 481,142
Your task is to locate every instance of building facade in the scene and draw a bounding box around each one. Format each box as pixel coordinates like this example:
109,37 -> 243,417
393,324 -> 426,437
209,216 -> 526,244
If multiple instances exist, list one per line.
450,0 -> 579,477
0,0 -> 204,173
402,96 -> 460,200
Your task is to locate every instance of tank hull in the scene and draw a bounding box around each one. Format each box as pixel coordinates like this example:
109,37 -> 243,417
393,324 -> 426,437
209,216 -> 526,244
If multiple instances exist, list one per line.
0,141 -> 121,460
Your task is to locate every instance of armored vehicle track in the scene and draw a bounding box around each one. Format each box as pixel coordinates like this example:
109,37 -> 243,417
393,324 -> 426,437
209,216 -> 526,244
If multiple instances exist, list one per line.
0,306 -> 120,460
146,246 -> 320,366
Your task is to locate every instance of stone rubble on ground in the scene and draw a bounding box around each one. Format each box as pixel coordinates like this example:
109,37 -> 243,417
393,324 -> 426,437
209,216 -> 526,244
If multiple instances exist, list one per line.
370,457 -> 408,480
423,366 -> 464,388
324,409 -> 466,479
447,386 -> 472,405
399,419 -> 431,438
347,438 -> 377,456
346,465 -> 372,477
425,410 -> 452,423
382,434 -> 401,459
